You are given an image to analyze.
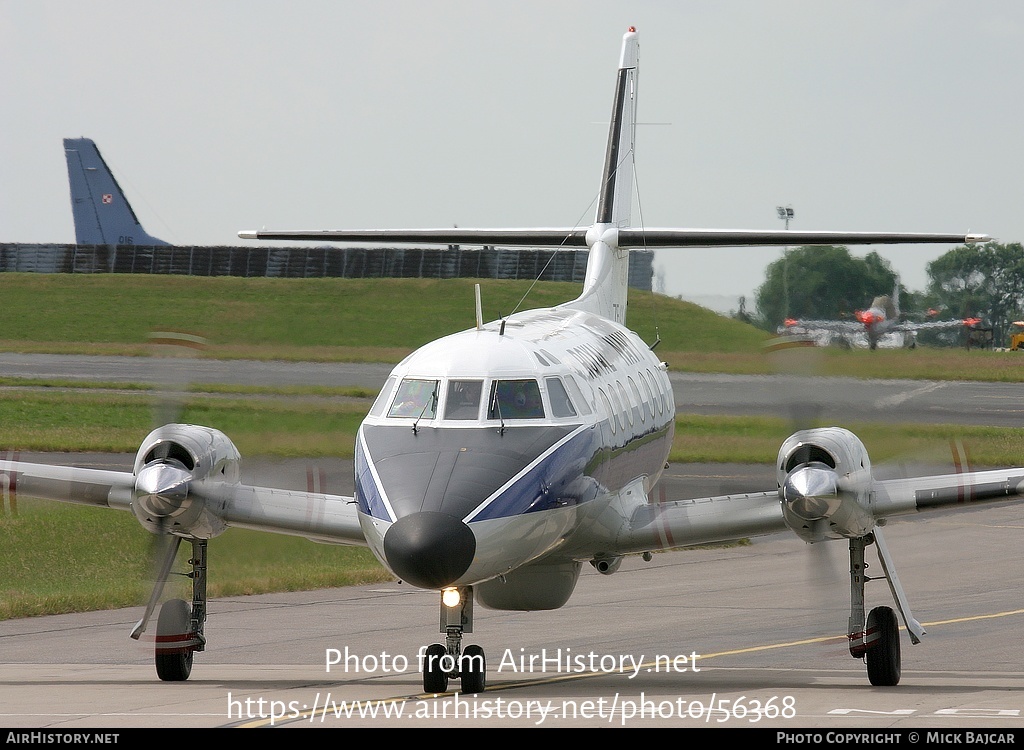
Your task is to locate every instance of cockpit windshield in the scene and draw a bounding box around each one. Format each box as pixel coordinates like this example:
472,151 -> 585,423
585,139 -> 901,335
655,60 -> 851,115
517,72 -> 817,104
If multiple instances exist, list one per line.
388,378 -> 438,418
444,380 -> 483,420
488,379 -> 544,420
383,376 -> 575,423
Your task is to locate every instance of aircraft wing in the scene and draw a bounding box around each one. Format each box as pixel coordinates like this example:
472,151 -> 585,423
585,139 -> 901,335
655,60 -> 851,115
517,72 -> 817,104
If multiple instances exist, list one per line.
239,228 -> 990,248
0,456 -> 366,546
785,318 -> 862,334
870,466 -> 1024,517
620,490 -> 788,553
0,458 -> 137,509
602,459 -> 1024,557
891,319 -> 973,332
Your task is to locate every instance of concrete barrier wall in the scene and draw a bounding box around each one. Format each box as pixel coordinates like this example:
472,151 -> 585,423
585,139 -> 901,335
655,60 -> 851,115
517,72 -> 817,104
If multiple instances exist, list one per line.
0,244 -> 653,290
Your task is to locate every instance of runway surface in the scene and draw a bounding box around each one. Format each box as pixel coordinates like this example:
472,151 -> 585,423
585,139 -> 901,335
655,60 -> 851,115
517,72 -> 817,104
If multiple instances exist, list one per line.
1,355 -> 1023,729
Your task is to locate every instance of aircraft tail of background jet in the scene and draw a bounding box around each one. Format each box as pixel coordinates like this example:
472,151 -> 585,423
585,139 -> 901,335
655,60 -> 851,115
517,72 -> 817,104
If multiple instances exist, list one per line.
64,137 -> 169,246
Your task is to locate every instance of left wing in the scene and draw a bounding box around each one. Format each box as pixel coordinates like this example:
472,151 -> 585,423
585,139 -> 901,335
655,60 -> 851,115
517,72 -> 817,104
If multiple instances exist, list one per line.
582,425 -> 1024,556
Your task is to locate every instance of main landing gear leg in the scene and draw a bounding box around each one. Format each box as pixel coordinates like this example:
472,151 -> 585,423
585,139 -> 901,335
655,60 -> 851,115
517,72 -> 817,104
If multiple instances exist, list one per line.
422,586 -> 486,694
846,535 -> 898,686
846,532 -> 925,687
153,539 -> 208,682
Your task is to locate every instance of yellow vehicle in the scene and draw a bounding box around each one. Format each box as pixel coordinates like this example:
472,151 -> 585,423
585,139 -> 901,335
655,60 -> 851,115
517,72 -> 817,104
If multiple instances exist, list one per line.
1010,321 -> 1024,351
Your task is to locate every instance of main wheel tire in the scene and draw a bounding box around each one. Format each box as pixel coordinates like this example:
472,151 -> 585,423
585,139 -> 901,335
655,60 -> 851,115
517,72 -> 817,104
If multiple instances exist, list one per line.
422,643 -> 449,693
155,598 -> 194,682
865,605 -> 901,686
460,644 -> 486,694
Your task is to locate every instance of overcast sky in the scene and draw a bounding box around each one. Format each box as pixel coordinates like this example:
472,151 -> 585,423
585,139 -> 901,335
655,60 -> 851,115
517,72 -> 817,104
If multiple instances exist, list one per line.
2,1 -> 1021,313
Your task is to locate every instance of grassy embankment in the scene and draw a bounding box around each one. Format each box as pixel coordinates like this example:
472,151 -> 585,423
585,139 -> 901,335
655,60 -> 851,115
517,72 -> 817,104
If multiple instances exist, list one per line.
2,274 -> 1022,619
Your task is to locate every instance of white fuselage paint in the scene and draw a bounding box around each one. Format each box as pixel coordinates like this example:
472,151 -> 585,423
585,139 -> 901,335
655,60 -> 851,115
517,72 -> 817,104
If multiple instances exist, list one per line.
355,303 -> 675,587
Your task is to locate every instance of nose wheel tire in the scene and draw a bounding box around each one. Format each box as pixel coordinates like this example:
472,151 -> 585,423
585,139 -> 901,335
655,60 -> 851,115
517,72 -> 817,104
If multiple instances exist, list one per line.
423,643 -> 449,693
460,644 -> 486,694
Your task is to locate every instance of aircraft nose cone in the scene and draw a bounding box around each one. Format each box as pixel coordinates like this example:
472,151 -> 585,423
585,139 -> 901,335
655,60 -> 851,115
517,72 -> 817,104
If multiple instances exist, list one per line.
383,512 -> 476,589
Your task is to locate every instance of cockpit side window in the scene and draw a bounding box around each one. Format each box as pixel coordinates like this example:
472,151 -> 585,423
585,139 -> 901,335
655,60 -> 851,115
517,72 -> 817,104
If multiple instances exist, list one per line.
369,376 -> 397,418
388,378 -> 439,419
545,377 -> 577,418
444,380 -> 483,420
563,375 -> 593,416
488,379 -> 544,420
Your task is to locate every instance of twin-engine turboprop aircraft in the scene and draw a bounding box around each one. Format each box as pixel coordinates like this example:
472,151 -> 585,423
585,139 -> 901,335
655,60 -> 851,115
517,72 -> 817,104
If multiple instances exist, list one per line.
3,28 -> 1014,693
782,277 -> 977,349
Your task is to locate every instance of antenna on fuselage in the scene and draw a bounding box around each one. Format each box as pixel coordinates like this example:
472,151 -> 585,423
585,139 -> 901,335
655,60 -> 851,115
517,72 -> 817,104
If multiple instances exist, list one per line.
475,284 -> 483,331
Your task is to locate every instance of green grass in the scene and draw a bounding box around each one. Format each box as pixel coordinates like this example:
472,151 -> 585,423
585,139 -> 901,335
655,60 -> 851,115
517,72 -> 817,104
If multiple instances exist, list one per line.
666,346 -> 1024,382
670,414 -> 1024,466
3,273 -> 1023,380
0,391 -> 368,456
0,499 -> 390,620
0,274 -> 764,358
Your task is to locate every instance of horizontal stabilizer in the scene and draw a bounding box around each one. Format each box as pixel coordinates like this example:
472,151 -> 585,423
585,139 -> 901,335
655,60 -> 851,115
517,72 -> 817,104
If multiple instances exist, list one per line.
617,229 -> 990,247
238,228 -> 589,246
239,227 -> 989,249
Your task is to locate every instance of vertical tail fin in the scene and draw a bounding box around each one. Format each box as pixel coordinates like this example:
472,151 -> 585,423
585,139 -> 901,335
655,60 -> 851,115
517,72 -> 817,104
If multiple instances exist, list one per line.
566,27 -> 639,324
595,27 -> 639,229
63,138 -> 169,246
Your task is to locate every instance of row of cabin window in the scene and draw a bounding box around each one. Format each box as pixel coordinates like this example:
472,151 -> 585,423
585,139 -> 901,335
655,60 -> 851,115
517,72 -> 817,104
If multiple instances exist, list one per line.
373,376 -> 586,422
595,369 -> 671,435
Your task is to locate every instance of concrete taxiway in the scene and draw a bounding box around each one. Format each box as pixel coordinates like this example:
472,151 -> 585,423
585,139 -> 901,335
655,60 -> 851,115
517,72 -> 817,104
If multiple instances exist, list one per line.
1,496 -> 1022,728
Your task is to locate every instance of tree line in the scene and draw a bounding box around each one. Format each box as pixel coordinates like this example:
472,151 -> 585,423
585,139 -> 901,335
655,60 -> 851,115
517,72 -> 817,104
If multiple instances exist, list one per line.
748,242 -> 1024,346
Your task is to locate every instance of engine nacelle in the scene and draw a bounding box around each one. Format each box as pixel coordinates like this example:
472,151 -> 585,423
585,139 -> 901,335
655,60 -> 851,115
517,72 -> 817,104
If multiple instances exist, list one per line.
777,427 -> 875,543
131,424 -> 241,539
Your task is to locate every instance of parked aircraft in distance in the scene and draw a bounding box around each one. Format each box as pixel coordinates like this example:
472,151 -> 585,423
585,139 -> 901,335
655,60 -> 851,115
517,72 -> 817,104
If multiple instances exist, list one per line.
781,278 -> 978,349
5,29 -> 1010,695
63,137 -> 169,246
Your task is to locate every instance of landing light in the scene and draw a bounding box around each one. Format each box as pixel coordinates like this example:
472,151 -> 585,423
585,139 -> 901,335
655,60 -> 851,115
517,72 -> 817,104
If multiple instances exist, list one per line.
442,587 -> 461,608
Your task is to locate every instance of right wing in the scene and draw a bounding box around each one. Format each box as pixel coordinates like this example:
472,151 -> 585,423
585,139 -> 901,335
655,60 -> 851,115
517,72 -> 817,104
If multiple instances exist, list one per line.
2,427 -> 366,546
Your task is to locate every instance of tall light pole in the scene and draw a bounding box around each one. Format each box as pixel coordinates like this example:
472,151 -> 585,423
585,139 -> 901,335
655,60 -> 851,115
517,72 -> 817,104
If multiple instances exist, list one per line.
776,205 -> 794,230
777,205 -> 794,320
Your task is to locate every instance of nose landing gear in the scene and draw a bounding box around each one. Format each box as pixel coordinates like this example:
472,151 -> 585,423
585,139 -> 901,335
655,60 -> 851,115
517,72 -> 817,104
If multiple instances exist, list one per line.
421,586 -> 486,694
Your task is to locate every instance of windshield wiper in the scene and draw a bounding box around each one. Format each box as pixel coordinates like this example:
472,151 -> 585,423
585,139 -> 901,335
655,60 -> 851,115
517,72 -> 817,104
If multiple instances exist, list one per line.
412,384 -> 438,435
491,389 -> 506,436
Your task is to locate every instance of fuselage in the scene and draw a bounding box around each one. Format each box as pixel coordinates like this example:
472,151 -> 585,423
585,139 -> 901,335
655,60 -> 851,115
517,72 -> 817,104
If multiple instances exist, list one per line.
354,305 -> 674,591
855,306 -> 891,339
856,294 -> 899,344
